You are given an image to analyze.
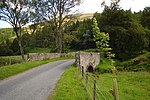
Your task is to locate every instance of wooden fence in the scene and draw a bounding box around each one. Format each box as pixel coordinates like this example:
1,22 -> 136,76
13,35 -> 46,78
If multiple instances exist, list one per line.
79,66 -> 119,100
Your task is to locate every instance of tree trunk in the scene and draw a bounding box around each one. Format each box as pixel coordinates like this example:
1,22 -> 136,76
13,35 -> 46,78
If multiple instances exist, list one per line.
18,39 -> 25,62
14,28 -> 25,62
56,27 -> 62,53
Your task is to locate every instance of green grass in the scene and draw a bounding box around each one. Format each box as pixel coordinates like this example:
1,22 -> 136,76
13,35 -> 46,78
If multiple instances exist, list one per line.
95,58 -> 112,74
95,72 -> 150,100
0,57 -> 72,80
92,56 -> 150,100
116,51 -> 150,72
49,62 -> 150,100
49,66 -> 90,100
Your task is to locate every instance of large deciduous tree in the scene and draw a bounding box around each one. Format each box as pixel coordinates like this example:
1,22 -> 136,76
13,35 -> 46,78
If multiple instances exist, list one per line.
0,0 -> 33,61
33,0 -> 81,53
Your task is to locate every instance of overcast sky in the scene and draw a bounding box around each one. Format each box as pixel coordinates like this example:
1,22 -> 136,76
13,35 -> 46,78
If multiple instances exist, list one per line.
0,0 -> 150,28
79,0 -> 150,13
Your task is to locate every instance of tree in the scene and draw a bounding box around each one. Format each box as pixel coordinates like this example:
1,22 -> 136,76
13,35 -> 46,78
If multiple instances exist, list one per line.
63,19 -> 96,50
0,0 -> 33,61
33,0 -> 81,53
92,17 -> 113,58
141,7 -> 150,30
99,6 -> 147,60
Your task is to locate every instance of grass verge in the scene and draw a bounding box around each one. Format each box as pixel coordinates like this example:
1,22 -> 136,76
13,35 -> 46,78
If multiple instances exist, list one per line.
94,72 -> 150,100
49,66 -> 90,100
49,62 -> 150,100
0,57 -> 72,80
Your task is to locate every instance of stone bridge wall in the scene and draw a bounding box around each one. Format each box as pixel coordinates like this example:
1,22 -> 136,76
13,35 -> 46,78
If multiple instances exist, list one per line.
28,53 -> 61,61
75,52 -> 100,72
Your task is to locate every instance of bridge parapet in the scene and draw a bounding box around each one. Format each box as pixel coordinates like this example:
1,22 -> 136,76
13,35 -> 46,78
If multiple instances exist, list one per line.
75,51 -> 100,72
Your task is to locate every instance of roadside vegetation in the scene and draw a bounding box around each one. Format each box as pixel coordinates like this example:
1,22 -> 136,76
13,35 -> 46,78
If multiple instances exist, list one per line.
116,51 -> 150,72
49,66 -> 90,100
94,71 -> 150,100
0,57 -> 73,80
93,52 -> 150,99
50,55 -> 150,100
0,55 -> 27,67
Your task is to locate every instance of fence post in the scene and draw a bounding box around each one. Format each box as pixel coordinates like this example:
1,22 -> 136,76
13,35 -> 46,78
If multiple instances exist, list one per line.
86,73 -> 88,88
113,78 -> 119,100
82,66 -> 84,79
93,80 -> 96,100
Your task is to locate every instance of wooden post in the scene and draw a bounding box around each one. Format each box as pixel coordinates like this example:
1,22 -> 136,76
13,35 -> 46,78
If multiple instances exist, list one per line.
113,78 -> 119,100
82,66 -> 84,79
86,73 -> 88,88
93,80 -> 96,100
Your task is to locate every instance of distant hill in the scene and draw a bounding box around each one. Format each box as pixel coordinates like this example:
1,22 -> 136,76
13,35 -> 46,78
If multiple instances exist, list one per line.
78,13 -> 94,20
0,13 -> 94,40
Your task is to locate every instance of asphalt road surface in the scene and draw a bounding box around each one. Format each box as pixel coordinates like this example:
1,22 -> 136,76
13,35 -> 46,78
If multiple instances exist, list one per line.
0,60 -> 74,100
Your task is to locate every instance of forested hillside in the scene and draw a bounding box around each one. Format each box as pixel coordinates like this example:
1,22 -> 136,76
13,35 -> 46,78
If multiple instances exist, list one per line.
0,0 -> 150,62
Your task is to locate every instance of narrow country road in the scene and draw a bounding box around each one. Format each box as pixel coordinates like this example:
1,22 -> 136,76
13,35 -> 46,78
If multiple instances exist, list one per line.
0,60 -> 74,100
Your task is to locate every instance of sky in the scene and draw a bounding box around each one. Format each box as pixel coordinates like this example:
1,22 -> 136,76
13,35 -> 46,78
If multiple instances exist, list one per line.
0,0 -> 150,28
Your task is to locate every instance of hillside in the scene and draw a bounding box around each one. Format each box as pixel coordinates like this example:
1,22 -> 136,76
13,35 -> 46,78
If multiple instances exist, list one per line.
78,13 -> 94,20
0,13 -> 94,40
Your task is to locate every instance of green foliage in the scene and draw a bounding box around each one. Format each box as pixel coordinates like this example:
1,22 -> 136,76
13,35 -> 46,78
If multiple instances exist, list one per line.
26,23 -> 55,49
116,51 -> 150,72
0,55 -> 27,67
84,48 -> 100,52
49,66 -> 90,100
0,28 -> 14,43
64,19 -> 95,50
0,39 -> 13,56
92,17 -> 114,59
141,7 -> 150,30
0,28 -> 15,56
92,17 -> 110,52
95,58 -> 112,74
97,6 -> 149,60
24,47 -> 54,53
96,52 -> 150,73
